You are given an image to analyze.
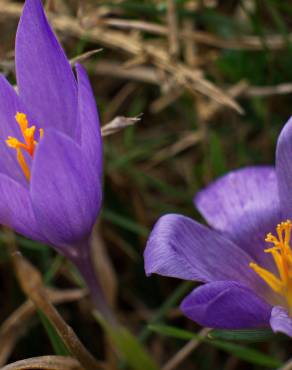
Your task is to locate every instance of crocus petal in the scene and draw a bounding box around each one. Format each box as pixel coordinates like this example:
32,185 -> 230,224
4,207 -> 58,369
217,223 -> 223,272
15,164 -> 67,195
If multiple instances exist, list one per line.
15,0 -> 78,136
0,74 -> 25,138
270,306 -> 292,337
0,75 -> 29,184
76,63 -> 102,179
181,281 -> 271,329
144,214 -> 261,290
30,129 -> 102,248
195,166 -> 281,269
276,117 -> 292,219
0,173 -> 43,241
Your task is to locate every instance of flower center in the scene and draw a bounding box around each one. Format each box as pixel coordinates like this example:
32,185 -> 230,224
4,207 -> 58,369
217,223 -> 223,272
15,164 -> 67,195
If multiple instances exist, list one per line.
6,112 -> 43,181
250,220 -> 292,313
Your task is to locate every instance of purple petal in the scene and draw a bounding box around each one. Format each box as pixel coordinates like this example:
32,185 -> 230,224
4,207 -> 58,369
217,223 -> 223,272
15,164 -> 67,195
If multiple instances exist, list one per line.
0,173 -> 43,241
195,166 -> 281,269
270,306 -> 292,337
15,0 -> 78,137
0,75 -> 24,138
30,129 -> 102,247
181,281 -> 271,329
76,63 -> 102,179
144,214 -> 261,290
0,75 -> 29,184
276,117 -> 292,220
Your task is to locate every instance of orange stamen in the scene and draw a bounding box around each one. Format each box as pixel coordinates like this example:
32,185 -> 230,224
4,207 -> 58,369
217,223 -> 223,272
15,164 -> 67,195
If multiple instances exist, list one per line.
16,148 -> 30,181
39,128 -> 44,140
250,220 -> 292,314
6,112 -> 43,181
15,112 -> 28,132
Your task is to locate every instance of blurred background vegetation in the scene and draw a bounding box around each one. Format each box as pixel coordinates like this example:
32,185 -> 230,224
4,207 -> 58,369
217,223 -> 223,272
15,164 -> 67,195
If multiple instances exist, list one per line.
1,0 -> 292,369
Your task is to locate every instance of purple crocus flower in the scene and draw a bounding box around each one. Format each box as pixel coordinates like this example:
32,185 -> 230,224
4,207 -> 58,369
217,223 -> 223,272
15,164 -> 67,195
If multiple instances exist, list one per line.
1,0 -> 113,322
144,117 -> 292,337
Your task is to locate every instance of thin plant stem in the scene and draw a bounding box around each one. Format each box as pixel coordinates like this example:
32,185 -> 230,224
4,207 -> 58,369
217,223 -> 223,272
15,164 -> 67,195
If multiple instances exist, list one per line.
69,245 -> 117,327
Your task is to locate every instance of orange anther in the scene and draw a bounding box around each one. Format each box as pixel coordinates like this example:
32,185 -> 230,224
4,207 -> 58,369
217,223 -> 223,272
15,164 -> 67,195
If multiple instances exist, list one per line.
15,112 -> 28,132
16,148 -> 30,181
39,128 -> 44,140
250,220 -> 292,314
6,112 -> 43,182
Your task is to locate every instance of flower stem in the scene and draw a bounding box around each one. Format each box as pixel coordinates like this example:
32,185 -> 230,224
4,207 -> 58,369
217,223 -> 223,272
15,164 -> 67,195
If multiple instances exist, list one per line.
70,248 -> 117,327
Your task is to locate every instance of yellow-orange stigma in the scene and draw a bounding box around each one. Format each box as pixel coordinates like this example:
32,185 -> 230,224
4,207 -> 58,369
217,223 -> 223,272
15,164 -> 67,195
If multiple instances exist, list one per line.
6,112 -> 43,181
250,220 -> 292,314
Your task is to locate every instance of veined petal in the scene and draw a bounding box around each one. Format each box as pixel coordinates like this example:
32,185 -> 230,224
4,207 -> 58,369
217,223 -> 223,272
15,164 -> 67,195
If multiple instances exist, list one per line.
0,75 -> 29,184
0,75 -> 24,138
276,117 -> 292,220
0,173 -> 43,241
15,0 -> 78,136
30,129 -> 102,247
76,63 -> 102,180
270,306 -> 292,337
181,281 -> 271,329
144,214 -> 261,290
0,142 -> 27,185
195,166 -> 281,269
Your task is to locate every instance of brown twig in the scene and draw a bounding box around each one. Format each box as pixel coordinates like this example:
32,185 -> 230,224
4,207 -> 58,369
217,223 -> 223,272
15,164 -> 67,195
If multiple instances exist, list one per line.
0,288 -> 86,366
6,236 -> 102,370
197,80 -> 249,123
279,358 -> 292,370
70,48 -> 103,65
183,18 -> 197,67
94,61 -> 160,85
93,59 -> 292,101
92,17 -> 291,51
0,1 -> 243,114
150,87 -> 184,114
1,355 -> 83,370
103,82 -> 138,122
148,130 -> 204,168
102,115 -> 141,137
1,1 -> 291,52
166,0 -> 179,60
244,82 -> 292,97
162,328 -> 211,370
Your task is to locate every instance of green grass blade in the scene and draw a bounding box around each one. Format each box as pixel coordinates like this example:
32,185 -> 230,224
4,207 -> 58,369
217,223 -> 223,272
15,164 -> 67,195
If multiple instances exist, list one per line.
94,313 -> 159,370
38,309 -> 70,356
149,324 -> 282,368
102,208 -> 149,237
139,281 -> 193,342
209,328 -> 286,342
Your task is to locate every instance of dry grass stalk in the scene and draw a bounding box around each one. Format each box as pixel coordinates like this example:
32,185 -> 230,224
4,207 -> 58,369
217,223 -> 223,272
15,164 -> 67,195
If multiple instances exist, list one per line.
102,115 -> 141,137
93,60 -> 292,100
162,328 -> 211,370
1,355 -> 83,370
166,0 -> 180,60
89,17 -> 291,51
148,131 -> 204,168
150,87 -> 184,114
103,82 -> 138,122
279,358 -> 292,370
5,232 -> 102,370
0,288 -> 86,366
182,18 -> 198,68
244,82 -> 292,97
197,80 -> 249,123
0,1 -> 291,51
70,49 -> 103,65
94,61 -> 160,85
0,1 -> 242,114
